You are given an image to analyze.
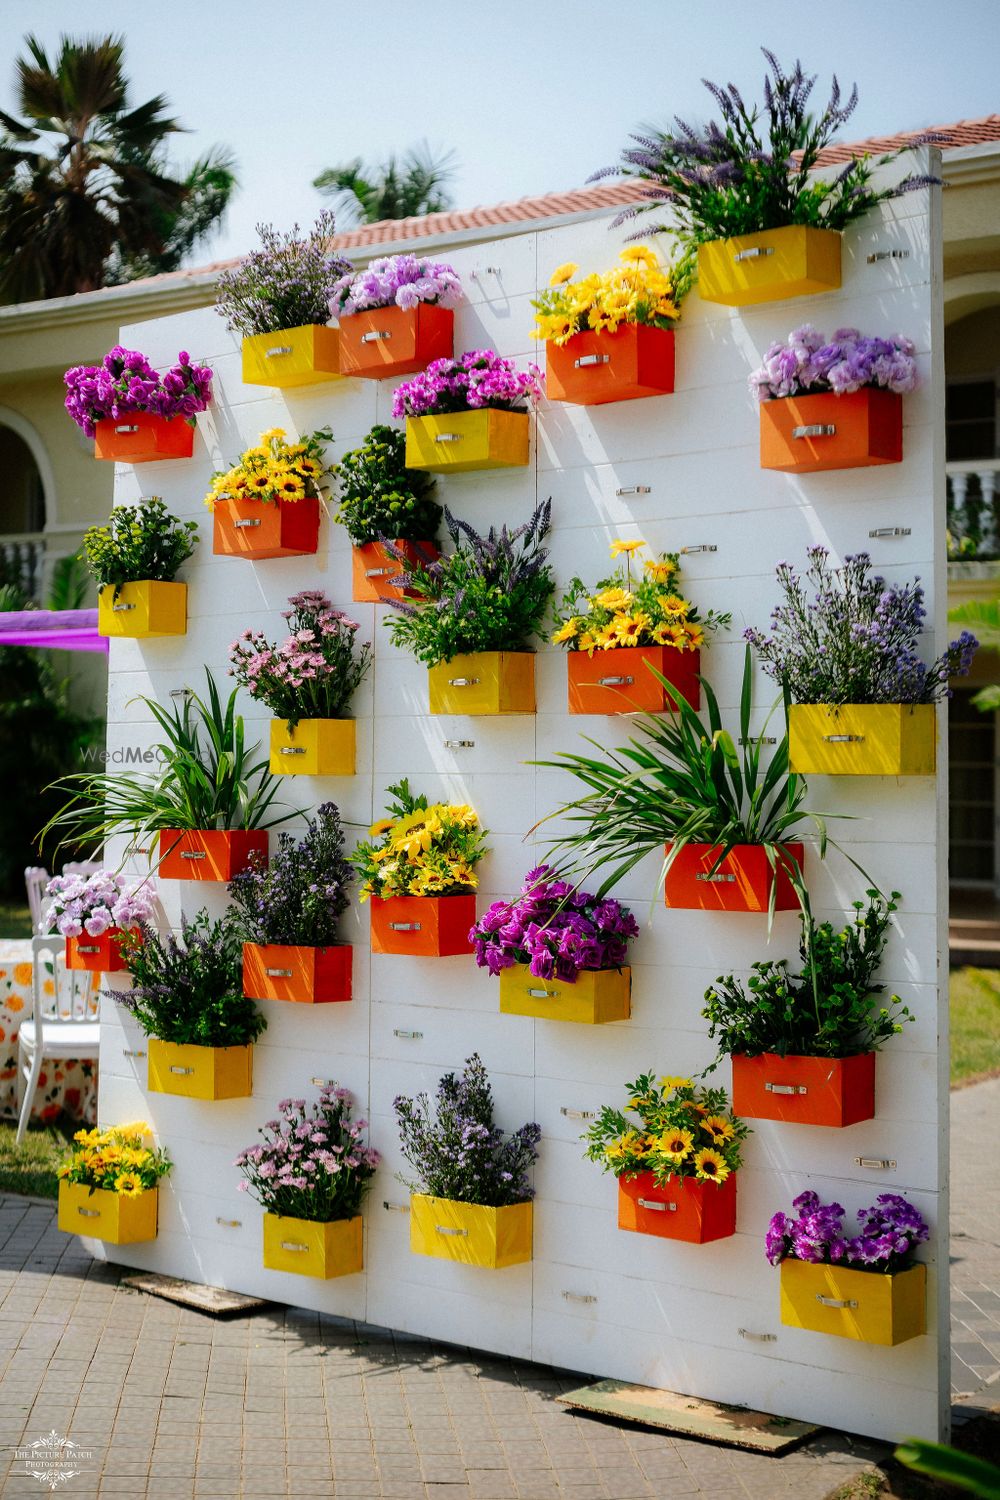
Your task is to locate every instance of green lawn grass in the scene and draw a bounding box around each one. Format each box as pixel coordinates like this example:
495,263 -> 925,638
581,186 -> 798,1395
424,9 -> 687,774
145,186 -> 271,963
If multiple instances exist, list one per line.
0,903 -> 33,940
0,1120 -> 73,1199
950,966 -> 1000,1086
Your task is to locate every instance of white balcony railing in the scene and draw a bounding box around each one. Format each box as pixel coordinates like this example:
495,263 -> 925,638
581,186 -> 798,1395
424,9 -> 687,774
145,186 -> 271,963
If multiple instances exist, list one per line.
0,532 -> 45,601
948,459 -> 1000,558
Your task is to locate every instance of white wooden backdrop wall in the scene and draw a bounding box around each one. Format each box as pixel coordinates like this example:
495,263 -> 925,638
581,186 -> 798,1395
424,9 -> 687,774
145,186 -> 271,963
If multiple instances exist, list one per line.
92,151 -> 949,1443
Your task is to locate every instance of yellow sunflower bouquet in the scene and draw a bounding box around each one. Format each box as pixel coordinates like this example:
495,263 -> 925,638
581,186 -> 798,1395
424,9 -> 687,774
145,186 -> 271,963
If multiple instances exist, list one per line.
583,1073 -> 748,1189
552,539 -> 729,655
531,245 -> 692,346
58,1122 -> 172,1197
203,426 -> 332,509
351,779 -> 488,901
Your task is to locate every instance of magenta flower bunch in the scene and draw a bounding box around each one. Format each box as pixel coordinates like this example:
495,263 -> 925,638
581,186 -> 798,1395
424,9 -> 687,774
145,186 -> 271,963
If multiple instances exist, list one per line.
64,346 -> 213,438
235,1086 -> 380,1223
229,589 -> 371,728
750,325 -> 918,403
470,865 -> 639,983
44,870 -> 155,939
392,350 -> 544,419
766,1190 -> 929,1274
329,253 -> 463,318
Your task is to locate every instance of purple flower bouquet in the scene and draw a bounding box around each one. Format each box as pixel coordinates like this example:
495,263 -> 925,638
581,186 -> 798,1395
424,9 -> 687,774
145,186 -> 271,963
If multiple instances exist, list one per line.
329,254 -> 462,318
470,865 -> 639,983
64,346 -> 213,438
45,870 -> 155,939
766,1190 -> 929,1274
750,326 -> 918,403
392,350 -> 543,419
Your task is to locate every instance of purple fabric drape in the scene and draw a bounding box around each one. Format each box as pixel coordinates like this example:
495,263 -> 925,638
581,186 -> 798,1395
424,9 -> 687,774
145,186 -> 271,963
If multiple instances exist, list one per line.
0,609 -> 109,654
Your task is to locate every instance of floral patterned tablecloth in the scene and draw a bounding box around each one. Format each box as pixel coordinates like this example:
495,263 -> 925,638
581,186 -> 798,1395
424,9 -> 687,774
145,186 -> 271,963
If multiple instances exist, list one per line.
0,940 -> 99,1125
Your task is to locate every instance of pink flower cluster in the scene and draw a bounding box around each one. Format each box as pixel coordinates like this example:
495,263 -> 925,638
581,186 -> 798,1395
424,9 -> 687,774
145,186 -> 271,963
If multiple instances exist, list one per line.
234,1087 -> 380,1222
44,871 -> 155,939
329,253 -> 463,318
229,589 -> 371,724
750,326 -> 918,403
392,350 -> 544,419
64,346 -> 213,438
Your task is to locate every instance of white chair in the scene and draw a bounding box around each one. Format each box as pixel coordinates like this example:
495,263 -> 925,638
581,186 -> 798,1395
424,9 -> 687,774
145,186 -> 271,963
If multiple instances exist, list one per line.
61,861 -> 101,880
16,934 -> 100,1145
24,867 -> 51,935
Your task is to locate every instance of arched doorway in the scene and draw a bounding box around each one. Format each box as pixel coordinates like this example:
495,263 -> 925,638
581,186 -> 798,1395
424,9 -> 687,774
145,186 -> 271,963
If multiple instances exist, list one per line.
0,414 -> 48,600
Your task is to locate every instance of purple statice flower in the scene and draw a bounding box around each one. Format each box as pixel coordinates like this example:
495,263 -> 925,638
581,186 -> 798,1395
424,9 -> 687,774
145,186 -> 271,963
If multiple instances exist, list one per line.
229,804 -> 353,948
64,347 -> 213,438
749,325 -> 918,403
470,865 -> 639,984
44,871 -> 155,939
216,212 -> 352,338
392,350 -> 544,419
746,546 -> 978,706
765,1189 -> 929,1273
329,254 -> 463,318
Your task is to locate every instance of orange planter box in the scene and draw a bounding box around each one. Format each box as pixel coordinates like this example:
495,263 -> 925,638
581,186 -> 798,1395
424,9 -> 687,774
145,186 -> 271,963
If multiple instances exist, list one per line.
213,495 -> 319,559
94,413 -> 195,463
760,389 -> 903,472
242,943 -> 353,1004
732,1052 -> 876,1127
546,325 -> 675,405
664,843 -> 804,912
618,1171 -> 737,1244
338,303 -> 454,379
369,894 -> 476,957
351,540 -> 438,602
567,645 -> 700,715
159,829 -> 268,882
65,927 -> 137,973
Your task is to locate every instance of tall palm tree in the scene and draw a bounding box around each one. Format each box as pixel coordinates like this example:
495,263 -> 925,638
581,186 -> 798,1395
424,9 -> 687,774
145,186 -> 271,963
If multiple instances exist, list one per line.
313,141 -> 456,227
0,33 -> 236,303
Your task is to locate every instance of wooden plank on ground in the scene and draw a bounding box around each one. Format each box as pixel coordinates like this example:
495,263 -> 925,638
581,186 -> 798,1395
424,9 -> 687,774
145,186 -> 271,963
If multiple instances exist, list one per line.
557,1379 -> 819,1453
122,1271 -> 267,1316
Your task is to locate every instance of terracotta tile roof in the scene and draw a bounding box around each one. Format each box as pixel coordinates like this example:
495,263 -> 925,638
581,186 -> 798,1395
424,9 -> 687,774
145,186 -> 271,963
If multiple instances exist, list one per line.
814,113 -> 1000,165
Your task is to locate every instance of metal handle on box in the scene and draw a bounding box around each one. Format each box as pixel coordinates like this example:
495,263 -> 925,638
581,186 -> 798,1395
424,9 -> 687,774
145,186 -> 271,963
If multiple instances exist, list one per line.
233,518 -> 261,529
823,734 -> 864,743
436,1225 -> 469,1237
77,945 -> 100,954
169,688 -> 193,699
170,1066 -> 195,1075
266,346 -> 293,357
360,330 -> 392,343
869,527 -> 912,539
389,922 -> 421,932
444,739 -> 475,749
816,1294 -> 858,1309
681,544 -> 717,554
560,1107 -> 596,1120
615,485 -> 651,496
311,1077 -> 335,1087
112,604 -> 135,613
574,354 -> 610,368
867,249 -> 909,263
637,1198 -> 676,1213
562,1291 -> 597,1304
383,1200 -> 410,1213
434,433 -> 463,443
393,1028 -> 423,1039
77,1207 -> 101,1218
279,746 -> 307,756
365,566 -> 392,578
696,872 -> 735,884
738,1328 -> 777,1342
734,246 -> 774,262
216,1217 -> 241,1228
180,851 -> 207,861
265,968 -> 293,977
765,1083 -> 807,1096
792,424 -> 836,439
122,1049 -> 146,1058
281,1241 -> 309,1252
447,677 -> 479,687
855,1156 -> 896,1170
527,988 -> 557,999
739,736 -> 776,745
114,424 -> 140,433
597,675 -> 633,687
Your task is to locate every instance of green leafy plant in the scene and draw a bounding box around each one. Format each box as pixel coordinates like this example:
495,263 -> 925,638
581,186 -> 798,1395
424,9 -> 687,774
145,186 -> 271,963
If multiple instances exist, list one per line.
333,425 -> 440,546
81,498 -> 199,599
583,1073 -> 749,1187
894,1438 -> 1000,1499
385,501 -> 554,667
597,49 -> 938,247
702,890 -> 913,1062
115,910 -> 265,1047
533,646 -> 826,907
40,670 -> 292,863
351,780 -> 487,901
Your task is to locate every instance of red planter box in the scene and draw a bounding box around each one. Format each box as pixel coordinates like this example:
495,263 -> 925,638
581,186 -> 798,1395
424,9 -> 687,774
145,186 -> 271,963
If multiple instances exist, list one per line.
369,894 -> 476,957
213,495 -> 319,559
242,943 -> 353,1004
759,388 -> 903,473
663,843 -> 804,913
158,829 -> 268,882
351,540 -> 438,602
731,1051 -> 876,1127
338,304 -> 454,379
65,927 -> 137,973
618,1171 -> 736,1243
567,645 -> 699,715
546,325 -> 675,406
94,413 -> 195,463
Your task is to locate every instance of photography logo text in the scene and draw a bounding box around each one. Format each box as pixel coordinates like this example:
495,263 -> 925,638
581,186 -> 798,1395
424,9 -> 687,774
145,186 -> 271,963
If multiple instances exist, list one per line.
12,1431 -> 95,1490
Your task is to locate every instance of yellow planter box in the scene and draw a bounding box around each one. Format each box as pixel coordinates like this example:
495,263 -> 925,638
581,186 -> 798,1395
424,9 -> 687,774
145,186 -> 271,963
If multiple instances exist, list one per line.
147,1038 -> 253,1100
499,964 -> 631,1024
269,717 -> 356,776
410,1194 -> 532,1268
789,703 -> 936,776
428,652 -> 535,715
57,1180 -> 158,1244
263,1212 -> 363,1278
697,225 -> 842,307
405,409 -> 530,472
241,324 -> 342,388
780,1258 -> 926,1345
97,580 -> 187,638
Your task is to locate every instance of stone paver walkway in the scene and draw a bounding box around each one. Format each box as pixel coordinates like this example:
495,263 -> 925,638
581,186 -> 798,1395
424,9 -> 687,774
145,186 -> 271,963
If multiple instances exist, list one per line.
0,1079 -> 995,1499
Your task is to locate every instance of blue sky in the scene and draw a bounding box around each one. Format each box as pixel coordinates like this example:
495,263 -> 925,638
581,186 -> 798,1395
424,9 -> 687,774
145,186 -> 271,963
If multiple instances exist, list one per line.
1,0 -> 996,266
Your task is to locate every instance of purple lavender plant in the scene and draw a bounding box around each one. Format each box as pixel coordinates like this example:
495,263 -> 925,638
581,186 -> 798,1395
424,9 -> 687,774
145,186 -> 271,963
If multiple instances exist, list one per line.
215,212 -> 352,338
392,351 -> 543,419
750,326 -> 918,402
235,1086 -> 380,1222
64,347 -> 213,438
329,253 -> 462,318
766,1190 -> 929,1274
228,803 -> 352,948
471,865 -> 639,983
393,1053 -> 541,1208
746,547 -> 978,705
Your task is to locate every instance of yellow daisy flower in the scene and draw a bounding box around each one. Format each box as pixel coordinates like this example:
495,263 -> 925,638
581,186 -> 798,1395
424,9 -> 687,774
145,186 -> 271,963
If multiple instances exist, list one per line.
659,1076 -> 693,1091
609,539 -> 645,558
656,1128 -> 694,1161
549,261 -> 578,286
693,1147 -> 730,1184
552,618 -> 581,644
